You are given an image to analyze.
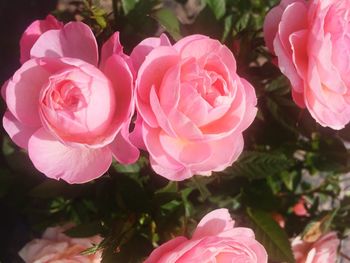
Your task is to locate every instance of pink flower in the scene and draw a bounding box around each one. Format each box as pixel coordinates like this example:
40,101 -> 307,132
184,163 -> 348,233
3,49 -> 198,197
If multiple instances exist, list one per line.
264,0 -> 350,129
293,198 -> 309,217
19,226 -> 102,263
132,34 -> 257,181
292,232 -> 340,263
2,20 -> 139,183
144,209 -> 267,263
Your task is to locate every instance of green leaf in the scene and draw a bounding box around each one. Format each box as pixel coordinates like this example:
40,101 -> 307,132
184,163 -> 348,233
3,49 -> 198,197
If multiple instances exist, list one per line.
122,0 -> 139,15
205,0 -> 226,20
280,171 -> 298,191
227,151 -> 293,180
191,176 -> 211,201
247,207 -> 295,263
153,8 -> 182,41
221,14 -> 233,42
235,12 -> 250,32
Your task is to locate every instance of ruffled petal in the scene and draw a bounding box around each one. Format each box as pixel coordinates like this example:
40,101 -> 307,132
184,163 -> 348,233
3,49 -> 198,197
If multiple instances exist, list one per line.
20,15 -> 63,64
30,22 -> 98,66
28,128 -> 112,183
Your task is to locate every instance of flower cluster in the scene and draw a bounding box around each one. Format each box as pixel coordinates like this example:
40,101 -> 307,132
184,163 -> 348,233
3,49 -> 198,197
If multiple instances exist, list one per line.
2,15 -> 256,183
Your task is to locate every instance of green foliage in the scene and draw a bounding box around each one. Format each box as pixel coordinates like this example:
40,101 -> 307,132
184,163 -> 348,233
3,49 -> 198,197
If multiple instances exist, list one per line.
205,0 -> 226,20
153,8 -> 182,41
247,208 -> 295,263
122,0 -> 140,15
228,151 -> 294,180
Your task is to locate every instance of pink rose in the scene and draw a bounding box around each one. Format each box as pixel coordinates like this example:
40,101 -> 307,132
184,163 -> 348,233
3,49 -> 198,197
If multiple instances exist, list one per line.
264,0 -> 350,129
132,34 -> 257,180
293,197 -> 310,217
144,209 -> 268,263
2,20 -> 139,183
292,232 -> 340,263
19,226 -> 102,263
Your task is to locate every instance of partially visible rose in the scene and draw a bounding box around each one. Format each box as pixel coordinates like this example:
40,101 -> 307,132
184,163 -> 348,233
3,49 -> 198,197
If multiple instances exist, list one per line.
293,197 -> 309,217
19,226 -> 102,263
2,20 -> 139,183
264,0 -> 350,129
292,232 -> 340,263
132,34 -> 257,181
144,209 -> 268,263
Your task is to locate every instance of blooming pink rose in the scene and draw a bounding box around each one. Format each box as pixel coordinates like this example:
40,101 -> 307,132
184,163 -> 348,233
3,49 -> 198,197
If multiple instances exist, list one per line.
19,226 -> 102,263
144,209 -> 268,263
2,21 -> 139,183
292,232 -> 340,263
264,0 -> 350,129
132,34 -> 257,180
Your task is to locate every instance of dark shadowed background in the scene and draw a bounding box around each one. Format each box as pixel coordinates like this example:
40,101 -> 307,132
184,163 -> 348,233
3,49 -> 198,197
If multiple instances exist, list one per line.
0,1 -> 56,261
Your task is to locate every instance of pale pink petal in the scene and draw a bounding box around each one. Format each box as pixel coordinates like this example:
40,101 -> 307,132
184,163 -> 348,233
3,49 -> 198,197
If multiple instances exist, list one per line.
3,111 -> 37,149
180,38 -> 237,75
173,34 -> 209,52
100,32 -> 123,67
5,59 -> 50,127
150,87 -> 177,137
150,157 -> 193,181
142,124 -> 193,181
136,46 -> 179,127
292,89 -> 306,108
28,128 -> 112,183
129,114 -> 146,150
144,237 -> 188,263
100,31 -> 134,75
274,2 -> 308,93
109,122 -> 140,164
191,132 -> 244,173
263,0 -> 302,52
237,78 -> 258,132
101,54 -> 134,144
192,209 -> 234,239
30,22 -> 98,66
305,83 -> 350,129
263,3 -> 285,53
168,110 -> 203,140
159,132 -> 211,165
156,239 -> 203,263
158,63 -> 181,114
130,34 -> 171,72
290,30 -> 308,80
20,15 -> 63,64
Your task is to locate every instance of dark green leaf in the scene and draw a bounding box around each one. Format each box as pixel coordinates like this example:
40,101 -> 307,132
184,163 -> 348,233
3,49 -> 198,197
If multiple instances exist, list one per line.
247,207 -> 295,263
122,0 -> 139,15
153,8 -> 181,41
205,0 -> 226,20
221,14 -> 233,42
228,151 -> 293,180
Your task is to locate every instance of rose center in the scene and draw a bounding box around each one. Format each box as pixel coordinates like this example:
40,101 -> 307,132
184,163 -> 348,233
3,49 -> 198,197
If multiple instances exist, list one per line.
48,80 -> 87,112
